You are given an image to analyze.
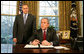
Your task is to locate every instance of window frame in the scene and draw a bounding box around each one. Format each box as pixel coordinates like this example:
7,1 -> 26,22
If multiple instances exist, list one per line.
1,1 -> 17,15
1,1 -> 17,44
38,1 -> 59,30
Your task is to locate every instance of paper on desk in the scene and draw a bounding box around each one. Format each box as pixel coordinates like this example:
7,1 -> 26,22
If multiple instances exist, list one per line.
24,44 -> 54,48
54,46 -> 70,50
40,44 -> 54,48
24,44 -> 38,48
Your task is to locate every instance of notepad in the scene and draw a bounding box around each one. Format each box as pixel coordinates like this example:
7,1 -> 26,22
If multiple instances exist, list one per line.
24,44 -> 54,48
54,46 -> 70,50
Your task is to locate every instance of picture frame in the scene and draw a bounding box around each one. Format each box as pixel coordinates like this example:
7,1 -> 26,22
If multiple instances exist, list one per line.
56,31 -> 63,39
62,30 -> 70,39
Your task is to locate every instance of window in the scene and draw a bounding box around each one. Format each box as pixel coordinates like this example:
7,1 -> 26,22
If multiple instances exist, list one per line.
80,1 -> 83,36
1,1 -> 17,44
38,1 -> 59,30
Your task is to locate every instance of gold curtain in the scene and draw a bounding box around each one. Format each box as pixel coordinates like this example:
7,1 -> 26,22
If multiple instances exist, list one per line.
16,1 -> 20,15
75,1 -> 81,35
59,1 -> 72,31
59,1 -> 81,35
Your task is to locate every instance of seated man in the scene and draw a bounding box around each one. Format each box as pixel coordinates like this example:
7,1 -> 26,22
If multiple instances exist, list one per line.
27,18 -> 59,46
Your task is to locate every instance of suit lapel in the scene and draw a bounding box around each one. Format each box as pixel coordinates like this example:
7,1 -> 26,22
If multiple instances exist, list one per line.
46,28 -> 51,40
46,28 -> 49,40
39,29 -> 43,41
20,14 -> 24,26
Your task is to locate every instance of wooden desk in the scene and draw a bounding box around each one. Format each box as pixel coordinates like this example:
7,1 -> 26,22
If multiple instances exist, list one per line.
13,44 -> 83,53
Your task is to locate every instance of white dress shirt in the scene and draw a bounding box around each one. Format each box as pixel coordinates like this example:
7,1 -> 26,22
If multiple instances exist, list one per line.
42,29 -> 47,34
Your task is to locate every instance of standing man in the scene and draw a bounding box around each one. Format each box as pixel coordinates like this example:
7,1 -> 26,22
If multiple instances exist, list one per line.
13,4 -> 36,44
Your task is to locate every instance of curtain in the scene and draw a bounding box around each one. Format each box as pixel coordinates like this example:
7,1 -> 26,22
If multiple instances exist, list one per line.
59,1 -> 72,31
16,1 -> 20,15
75,1 -> 81,35
59,1 -> 81,35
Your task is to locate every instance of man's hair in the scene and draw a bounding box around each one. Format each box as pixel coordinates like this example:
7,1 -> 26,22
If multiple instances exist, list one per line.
41,18 -> 49,24
22,4 -> 28,7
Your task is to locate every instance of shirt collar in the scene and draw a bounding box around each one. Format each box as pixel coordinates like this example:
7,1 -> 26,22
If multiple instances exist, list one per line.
23,13 -> 28,16
42,29 -> 47,33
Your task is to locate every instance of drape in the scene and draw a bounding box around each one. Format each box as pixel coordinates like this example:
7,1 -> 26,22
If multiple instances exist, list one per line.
59,1 -> 81,35
59,1 -> 72,31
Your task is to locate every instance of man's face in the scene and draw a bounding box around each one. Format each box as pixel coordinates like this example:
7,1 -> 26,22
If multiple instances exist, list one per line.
41,19 -> 49,30
22,5 -> 29,14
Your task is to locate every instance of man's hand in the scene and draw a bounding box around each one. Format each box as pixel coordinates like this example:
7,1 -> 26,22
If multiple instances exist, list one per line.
13,38 -> 17,43
32,39 -> 40,46
41,40 -> 51,46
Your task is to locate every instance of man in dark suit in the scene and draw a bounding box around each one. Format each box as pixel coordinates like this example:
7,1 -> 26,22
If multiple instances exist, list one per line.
27,18 -> 59,46
13,4 -> 36,44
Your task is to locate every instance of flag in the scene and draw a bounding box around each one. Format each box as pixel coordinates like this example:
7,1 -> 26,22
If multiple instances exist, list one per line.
70,1 -> 78,38
19,1 -> 23,14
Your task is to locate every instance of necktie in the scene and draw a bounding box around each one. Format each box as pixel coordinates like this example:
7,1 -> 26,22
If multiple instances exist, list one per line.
43,30 -> 46,40
24,14 -> 26,24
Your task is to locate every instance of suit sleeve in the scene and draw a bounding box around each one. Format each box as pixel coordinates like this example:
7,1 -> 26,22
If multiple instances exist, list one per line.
27,35 -> 35,44
13,15 -> 18,38
27,31 -> 38,44
26,14 -> 37,44
52,29 -> 59,46
32,15 -> 36,33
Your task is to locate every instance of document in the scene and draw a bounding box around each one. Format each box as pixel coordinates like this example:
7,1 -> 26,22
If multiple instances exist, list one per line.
40,44 -> 54,48
24,44 -> 38,48
24,44 -> 54,48
54,46 -> 70,50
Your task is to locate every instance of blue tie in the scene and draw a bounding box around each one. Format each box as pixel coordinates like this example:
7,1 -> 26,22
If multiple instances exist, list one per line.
24,14 -> 26,24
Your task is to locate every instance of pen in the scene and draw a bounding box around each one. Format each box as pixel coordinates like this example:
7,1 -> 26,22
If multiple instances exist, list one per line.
38,43 -> 40,48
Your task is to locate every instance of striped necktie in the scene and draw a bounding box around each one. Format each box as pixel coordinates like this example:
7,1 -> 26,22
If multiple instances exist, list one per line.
24,14 -> 26,24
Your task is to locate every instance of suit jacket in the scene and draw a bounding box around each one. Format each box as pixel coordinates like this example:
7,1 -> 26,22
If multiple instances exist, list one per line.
27,28 -> 59,46
13,13 -> 36,44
